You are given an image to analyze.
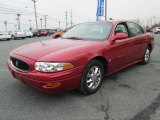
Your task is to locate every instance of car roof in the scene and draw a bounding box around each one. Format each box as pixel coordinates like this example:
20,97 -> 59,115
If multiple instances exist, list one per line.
82,20 -> 138,25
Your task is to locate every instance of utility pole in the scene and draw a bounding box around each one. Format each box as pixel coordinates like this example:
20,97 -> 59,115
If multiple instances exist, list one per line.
40,18 -> 43,29
4,20 -> 7,32
15,18 -> 18,29
14,25 -> 17,31
44,15 -> 47,29
105,0 -> 107,21
17,13 -> 21,30
58,21 -> 61,29
71,8 -> 73,27
31,0 -> 38,30
65,11 -> 68,29
28,20 -> 32,30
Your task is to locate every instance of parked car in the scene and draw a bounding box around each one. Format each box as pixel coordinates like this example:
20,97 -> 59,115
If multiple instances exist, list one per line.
32,29 -> 41,37
154,27 -> 160,34
52,30 -> 64,39
52,27 -> 72,39
25,30 -> 33,38
8,20 -> 154,95
11,30 -> 26,39
39,29 -> 50,36
46,29 -> 57,35
0,31 -> 11,41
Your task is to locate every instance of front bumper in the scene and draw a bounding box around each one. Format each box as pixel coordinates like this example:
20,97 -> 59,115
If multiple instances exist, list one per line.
0,35 -> 11,39
7,55 -> 84,94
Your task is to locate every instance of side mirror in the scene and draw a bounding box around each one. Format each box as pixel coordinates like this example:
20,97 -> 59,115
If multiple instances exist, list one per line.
113,33 -> 128,41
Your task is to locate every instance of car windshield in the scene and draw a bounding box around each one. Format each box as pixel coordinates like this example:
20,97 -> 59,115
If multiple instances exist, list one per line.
62,22 -> 112,41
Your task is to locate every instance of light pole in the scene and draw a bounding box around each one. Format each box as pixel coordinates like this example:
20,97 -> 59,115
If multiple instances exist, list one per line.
105,0 -> 107,21
28,20 -> 32,30
40,18 -> 43,29
14,25 -> 17,31
17,13 -> 21,30
59,21 -> 61,29
65,11 -> 68,29
4,20 -> 7,32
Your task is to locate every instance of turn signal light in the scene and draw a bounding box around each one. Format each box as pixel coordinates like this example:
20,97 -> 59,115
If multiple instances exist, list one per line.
43,82 -> 61,88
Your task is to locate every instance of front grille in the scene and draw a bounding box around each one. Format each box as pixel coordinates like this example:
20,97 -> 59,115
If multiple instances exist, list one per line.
11,57 -> 30,71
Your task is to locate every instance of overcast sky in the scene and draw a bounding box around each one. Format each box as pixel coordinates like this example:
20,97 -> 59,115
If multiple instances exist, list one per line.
0,0 -> 160,31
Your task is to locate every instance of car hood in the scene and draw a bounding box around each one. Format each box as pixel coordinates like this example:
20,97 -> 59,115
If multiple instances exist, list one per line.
12,39 -> 103,61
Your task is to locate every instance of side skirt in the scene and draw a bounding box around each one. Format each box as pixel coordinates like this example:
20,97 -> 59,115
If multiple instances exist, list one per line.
106,59 -> 143,77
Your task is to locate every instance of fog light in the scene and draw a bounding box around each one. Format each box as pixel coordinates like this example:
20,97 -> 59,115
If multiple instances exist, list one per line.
43,82 -> 61,88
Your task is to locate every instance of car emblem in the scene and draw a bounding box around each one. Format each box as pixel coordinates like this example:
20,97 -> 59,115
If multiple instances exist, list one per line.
16,60 -> 19,67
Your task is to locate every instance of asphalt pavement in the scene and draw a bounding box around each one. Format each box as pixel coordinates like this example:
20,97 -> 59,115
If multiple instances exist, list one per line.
0,35 -> 160,120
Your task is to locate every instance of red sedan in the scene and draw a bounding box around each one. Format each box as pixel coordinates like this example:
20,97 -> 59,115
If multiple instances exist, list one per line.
7,20 -> 154,95
39,30 -> 49,36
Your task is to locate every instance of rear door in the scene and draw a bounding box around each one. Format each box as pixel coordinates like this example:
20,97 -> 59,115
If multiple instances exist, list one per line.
126,22 -> 146,62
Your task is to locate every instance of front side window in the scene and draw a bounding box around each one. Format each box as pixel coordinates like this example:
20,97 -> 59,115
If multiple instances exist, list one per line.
115,24 -> 128,35
62,22 -> 112,41
127,22 -> 144,37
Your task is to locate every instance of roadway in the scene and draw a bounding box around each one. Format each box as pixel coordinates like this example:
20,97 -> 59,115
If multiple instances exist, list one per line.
0,34 -> 160,120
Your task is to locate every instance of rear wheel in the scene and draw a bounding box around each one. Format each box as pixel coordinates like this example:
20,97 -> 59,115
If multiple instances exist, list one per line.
140,46 -> 151,65
79,60 -> 104,95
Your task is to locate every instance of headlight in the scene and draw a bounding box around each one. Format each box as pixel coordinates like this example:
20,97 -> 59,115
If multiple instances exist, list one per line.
35,62 -> 74,72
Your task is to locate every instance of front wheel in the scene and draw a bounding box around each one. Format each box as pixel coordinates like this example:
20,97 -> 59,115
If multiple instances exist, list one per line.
79,60 -> 104,95
140,46 -> 151,65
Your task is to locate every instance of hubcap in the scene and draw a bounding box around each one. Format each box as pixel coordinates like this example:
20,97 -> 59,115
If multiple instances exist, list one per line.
86,66 -> 102,89
144,49 -> 150,62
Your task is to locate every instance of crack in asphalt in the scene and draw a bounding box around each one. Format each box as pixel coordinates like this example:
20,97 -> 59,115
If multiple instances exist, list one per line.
112,79 -> 136,91
149,63 -> 160,72
129,93 -> 160,120
108,74 -> 136,91
98,89 -> 114,120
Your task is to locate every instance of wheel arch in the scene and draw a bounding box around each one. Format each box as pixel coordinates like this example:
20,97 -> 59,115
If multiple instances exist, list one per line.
90,56 -> 109,74
148,43 -> 152,52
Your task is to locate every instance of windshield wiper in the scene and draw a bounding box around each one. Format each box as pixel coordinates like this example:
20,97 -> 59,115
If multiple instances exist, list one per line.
64,37 -> 83,40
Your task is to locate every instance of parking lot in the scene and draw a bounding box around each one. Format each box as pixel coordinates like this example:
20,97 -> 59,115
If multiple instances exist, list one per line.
0,35 -> 160,120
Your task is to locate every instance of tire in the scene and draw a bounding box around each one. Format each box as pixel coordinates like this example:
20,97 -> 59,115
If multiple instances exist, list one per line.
22,37 -> 25,39
140,46 -> 151,65
7,38 -> 10,41
79,60 -> 105,95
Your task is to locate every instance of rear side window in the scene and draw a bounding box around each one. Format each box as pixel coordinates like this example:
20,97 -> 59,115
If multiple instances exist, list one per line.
127,22 -> 144,37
